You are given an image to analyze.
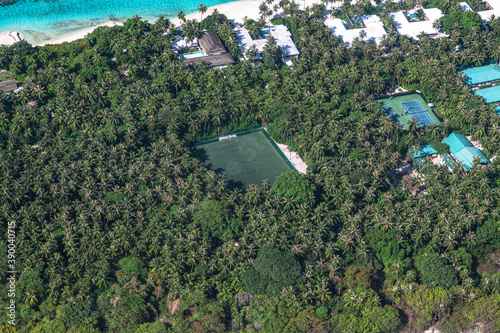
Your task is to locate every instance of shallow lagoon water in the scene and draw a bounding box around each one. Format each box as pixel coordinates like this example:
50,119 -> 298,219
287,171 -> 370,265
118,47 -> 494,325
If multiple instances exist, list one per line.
0,0 -> 237,43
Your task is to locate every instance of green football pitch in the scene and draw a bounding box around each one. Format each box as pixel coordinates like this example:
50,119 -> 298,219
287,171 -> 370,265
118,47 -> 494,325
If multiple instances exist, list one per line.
196,130 -> 294,187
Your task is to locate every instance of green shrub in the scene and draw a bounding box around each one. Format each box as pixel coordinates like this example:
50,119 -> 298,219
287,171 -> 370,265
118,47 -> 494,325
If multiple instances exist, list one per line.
272,171 -> 316,204
439,11 -> 484,36
57,300 -> 99,329
192,200 -> 242,240
242,247 -> 305,296
417,254 -> 458,288
118,257 -> 147,279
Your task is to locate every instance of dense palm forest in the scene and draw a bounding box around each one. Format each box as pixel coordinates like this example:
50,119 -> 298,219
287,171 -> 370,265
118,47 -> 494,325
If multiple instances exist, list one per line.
1,1 -> 500,332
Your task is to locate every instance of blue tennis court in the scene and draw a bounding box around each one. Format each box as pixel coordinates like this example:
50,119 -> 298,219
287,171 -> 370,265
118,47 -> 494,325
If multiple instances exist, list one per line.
409,111 -> 434,126
379,94 -> 440,129
401,100 -> 425,114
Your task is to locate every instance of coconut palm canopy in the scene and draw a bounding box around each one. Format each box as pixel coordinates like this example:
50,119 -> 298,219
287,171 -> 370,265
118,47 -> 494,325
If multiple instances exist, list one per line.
1,3 -> 500,332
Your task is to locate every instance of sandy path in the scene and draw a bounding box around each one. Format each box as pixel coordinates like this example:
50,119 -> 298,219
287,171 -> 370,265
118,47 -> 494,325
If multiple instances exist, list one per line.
274,141 -> 308,174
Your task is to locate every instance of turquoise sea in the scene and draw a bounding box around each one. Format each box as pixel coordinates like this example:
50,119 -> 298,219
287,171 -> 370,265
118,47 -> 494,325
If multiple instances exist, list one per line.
0,0 -> 237,43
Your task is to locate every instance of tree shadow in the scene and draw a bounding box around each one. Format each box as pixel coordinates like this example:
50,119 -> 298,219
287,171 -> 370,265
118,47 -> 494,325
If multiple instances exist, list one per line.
226,179 -> 246,191
192,146 -> 247,191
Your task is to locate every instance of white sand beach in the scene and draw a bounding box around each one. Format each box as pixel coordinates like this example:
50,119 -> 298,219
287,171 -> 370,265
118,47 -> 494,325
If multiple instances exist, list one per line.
171,0 -> 336,27
10,0 -> 341,46
0,31 -> 24,45
34,21 -> 123,46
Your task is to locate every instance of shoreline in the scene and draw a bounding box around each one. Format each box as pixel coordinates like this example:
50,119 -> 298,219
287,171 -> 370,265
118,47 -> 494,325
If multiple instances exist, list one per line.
34,21 -> 123,46
1,0 -> 334,46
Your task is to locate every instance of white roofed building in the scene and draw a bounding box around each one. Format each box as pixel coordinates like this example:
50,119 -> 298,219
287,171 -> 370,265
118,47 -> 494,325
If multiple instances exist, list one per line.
459,2 -> 473,11
235,25 -> 299,66
324,15 -> 387,47
391,8 -> 445,39
170,35 -> 199,52
478,0 -> 500,21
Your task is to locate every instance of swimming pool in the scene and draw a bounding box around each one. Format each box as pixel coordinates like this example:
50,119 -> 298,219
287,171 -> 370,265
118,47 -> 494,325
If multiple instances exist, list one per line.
179,51 -> 205,59
259,29 -> 270,38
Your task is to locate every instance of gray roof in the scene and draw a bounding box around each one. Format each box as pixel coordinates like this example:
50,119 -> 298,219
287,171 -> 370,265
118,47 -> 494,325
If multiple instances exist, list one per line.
198,30 -> 226,55
0,79 -> 17,92
184,52 -> 235,67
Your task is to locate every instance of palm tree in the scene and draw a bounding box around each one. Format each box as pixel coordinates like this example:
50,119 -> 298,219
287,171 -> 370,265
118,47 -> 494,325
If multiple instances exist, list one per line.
177,10 -> 186,22
198,3 -> 208,27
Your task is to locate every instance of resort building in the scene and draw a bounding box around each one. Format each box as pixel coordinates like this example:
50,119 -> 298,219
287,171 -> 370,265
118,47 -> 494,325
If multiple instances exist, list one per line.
459,0 -> 500,22
390,8 -> 445,39
198,30 -> 227,56
324,15 -> 387,47
473,85 -> 500,113
172,30 -> 235,69
234,25 -> 299,66
409,144 -> 438,159
460,64 -> 500,116
443,133 -> 490,170
477,0 -> 500,21
461,64 -> 500,86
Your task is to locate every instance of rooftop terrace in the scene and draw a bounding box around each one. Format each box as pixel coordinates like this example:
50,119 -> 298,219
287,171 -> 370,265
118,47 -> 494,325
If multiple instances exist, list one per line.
459,2 -> 473,11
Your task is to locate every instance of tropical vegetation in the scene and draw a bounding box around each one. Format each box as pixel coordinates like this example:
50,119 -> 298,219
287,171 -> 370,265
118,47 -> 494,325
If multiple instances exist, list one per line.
0,2 -> 500,332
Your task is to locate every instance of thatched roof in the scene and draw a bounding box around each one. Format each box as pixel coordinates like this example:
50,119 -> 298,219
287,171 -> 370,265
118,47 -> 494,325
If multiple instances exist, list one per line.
198,30 -> 226,55
184,52 -> 235,68
0,79 -> 17,92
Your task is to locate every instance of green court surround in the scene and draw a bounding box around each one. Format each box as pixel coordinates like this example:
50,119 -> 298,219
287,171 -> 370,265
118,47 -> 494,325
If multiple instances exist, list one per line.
195,129 -> 294,187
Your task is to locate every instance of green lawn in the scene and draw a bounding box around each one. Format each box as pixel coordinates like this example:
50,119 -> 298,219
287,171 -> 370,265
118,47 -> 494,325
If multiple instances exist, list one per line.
0,71 -> 15,82
378,93 -> 441,129
195,130 -> 294,187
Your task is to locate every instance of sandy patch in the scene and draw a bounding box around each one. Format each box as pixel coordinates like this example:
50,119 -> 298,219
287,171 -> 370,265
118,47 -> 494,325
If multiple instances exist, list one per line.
273,141 -> 308,174
466,135 -> 483,150
393,162 -> 412,175
430,154 -> 445,166
0,31 -> 24,45
264,128 -> 307,174
393,85 -> 409,93
171,0 -> 345,27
